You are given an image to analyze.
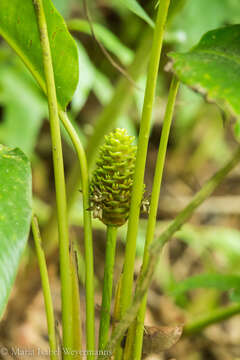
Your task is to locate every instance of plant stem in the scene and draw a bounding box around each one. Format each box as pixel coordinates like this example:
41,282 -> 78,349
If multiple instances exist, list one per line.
112,275 -> 123,360
183,303 -> 240,336
115,0 -> 170,356
85,30 -> 152,168
98,226 -> 118,350
33,0 -> 73,356
31,215 -> 58,360
102,145 -> 240,357
41,29 -> 152,254
70,243 -> 82,359
42,2 -> 187,256
59,111 -> 95,358
120,0 -> 170,314
124,76 -> 179,360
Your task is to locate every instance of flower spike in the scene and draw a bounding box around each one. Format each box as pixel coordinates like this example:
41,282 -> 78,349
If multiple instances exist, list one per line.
90,128 -> 137,227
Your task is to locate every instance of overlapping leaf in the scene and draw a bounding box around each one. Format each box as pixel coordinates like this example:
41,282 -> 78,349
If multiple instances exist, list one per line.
0,0 -> 79,109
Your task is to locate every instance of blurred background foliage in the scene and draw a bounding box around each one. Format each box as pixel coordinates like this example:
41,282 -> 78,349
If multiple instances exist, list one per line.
1,1 -> 240,359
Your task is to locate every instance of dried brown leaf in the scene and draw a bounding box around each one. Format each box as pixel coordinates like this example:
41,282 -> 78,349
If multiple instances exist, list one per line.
142,325 -> 183,357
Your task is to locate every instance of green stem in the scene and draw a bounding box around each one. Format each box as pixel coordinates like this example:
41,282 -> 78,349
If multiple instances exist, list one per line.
112,275 -> 123,360
98,226 -> 118,350
120,0 -> 170,314
124,76 -> 179,360
70,243 -> 82,359
115,0 -> 171,356
142,75 -> 179,274
31,215 -> 58,360
33,0 -> 73,356
42,3 -> 186,255
59,111 -> 95,357
85,30 -> 152,168
103,146 -> 240,357
41,29 -> 152,253
183,303 -> 240,336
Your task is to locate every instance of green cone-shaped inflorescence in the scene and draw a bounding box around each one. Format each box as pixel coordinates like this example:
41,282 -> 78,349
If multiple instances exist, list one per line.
90,128 -> 137,227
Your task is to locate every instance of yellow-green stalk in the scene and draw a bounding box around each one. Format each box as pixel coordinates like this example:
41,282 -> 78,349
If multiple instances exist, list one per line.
90,129 -> 137,350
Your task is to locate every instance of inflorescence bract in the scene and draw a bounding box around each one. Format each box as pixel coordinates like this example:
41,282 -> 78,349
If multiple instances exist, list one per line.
90,128 -> 137,227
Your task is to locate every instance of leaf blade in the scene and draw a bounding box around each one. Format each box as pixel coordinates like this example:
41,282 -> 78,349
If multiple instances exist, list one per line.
170,25 -> 240,117
0,145 -> 32,317
0,0 -> 79,109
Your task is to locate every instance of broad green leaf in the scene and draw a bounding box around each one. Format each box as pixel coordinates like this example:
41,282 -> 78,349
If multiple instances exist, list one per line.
0,145 -> 32,317
67,19 -> 134,66
117,0 -> 154,28
0,0 -> 79,109
170,25 -> 240,118
171,273 -> 240,297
